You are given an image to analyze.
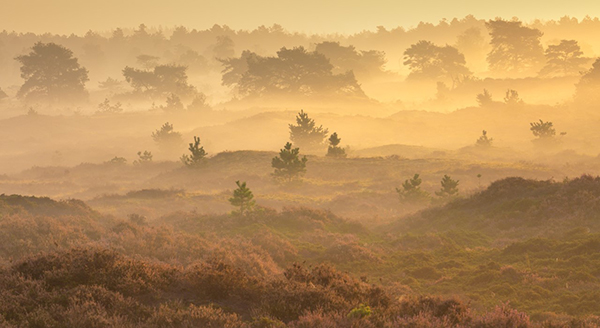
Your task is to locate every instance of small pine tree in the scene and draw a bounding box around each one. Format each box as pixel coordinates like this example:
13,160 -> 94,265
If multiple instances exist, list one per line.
476,130 -> 493,147
96,98 -> 123,114
272,142 -> 308,182
435,175 -> 459,197
396,174 -> 430,201
326,132 -> 347,158
162,93 -> 184,112
229,181 -> 256,215
133,150 -> 153,166
152,122 -> 183,152
476,89 -> 493,107
289,110 -> 329,153
107,156 -> 127,165
504,89 -> 523,105
181,136 -> 207,168
530,119 -> 556,139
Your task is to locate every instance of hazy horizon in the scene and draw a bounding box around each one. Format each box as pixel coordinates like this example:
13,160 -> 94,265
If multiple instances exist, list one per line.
2,0 -> 600,35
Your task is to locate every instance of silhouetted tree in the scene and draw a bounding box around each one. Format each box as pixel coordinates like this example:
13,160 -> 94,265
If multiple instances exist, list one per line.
219,50 -> 256,87
315,41 -> 386,80
326,132 -> 347,158
152,122 -> 183,151
403,40 -> 471,81
213,35 -> 235,59
271,142 -> 308,182
161,93 -> 184,112
476,89 -> 493,107
187,93 -> 211,112
133,151 -> 153,166
486,19 -> 544,75
574,58 -> 600,104
476,130 -> 493,147
435,175 -> 459,197
107,156 -> 127,165
539,40 -> 587,77
289,110 -> 329,152
396,174 -> 430,201
123,64 -> 196,99
455,27 -> 487,70
221,47 -> 365,98
15,42 -> 89,102
504,89 -> 523,105
530,120 -> 556,139
181,136 -> 207,168
229,181 -> 256,215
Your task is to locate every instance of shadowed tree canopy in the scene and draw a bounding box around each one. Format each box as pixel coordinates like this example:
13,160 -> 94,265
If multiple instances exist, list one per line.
220,50 -> 257,87
486,19 -> 544,75
122,64 -> 196,100
575,58 -> 600,104
314,41 -> 387,80
220,46 -> 366,98
403,40 -> 471,81
539,40 -> 588,77
15,42 -> 89,102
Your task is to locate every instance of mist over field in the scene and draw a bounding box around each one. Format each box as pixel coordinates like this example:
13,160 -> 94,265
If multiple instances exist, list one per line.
2,2 -> 600,327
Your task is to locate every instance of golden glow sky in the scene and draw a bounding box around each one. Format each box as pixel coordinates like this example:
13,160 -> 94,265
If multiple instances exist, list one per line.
3,0 -> 600,34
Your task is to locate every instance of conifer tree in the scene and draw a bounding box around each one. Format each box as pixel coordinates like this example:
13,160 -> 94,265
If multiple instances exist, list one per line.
476,130 -> 493,147
326,132 -> 346,158
133,151 -> 153,166
229,181 -> 256,215
151,122 -> 183,152
272,142 -> 308,182
476,89 -> 493,107
289,110 -> 328,152
181,136 -> 207,168
396,174 -> 430,201
435,175 -> 459,197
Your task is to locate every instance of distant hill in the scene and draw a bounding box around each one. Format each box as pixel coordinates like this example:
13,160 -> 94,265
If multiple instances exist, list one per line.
388,175 -> 600,240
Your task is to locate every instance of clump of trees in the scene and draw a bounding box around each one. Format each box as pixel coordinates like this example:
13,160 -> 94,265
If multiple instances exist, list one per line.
289,110 -> 328,153
486,19 -> 544,76
539,40 -> 588,77
229,181 -> 256,215
403,40 -> 471,82
123,64 -> 196,100
220,47 -> 366,98
181,136 -> 207,168
271,142 -> 308,183
575,58 -> 600,104
326,132 -> 346,158
96,98 -> 123,114
15,42 -> 89,102
314,41 -> 387,80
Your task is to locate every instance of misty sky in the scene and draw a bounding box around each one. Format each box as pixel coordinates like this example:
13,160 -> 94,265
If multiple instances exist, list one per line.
3,0 -> 600,34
